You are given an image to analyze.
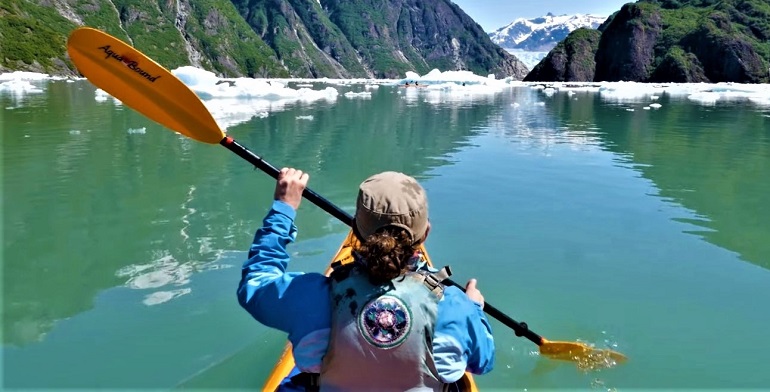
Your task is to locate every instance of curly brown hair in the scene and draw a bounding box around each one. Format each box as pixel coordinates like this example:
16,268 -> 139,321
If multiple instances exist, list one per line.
356,226 -> 418,285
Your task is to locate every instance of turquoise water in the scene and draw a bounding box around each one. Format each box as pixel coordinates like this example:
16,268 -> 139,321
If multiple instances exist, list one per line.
2,80 -> 769,390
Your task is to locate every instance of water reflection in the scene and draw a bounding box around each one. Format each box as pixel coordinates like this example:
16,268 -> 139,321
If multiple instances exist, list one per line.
5,78 -> 769,389
493,88 -> 607,155
228,84 -> 504,220
2,81 -> 502,347
398,83 -> 507,108
115,251 -> 232,306
203,95 -> 338,130
544,87 -> 770,270
114,185 -> 236,307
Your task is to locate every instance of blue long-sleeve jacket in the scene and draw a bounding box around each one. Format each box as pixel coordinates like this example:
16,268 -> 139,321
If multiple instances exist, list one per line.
237,201 -> 495,382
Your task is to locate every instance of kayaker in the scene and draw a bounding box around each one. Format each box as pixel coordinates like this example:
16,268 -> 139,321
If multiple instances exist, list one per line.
238,168 -> 495,391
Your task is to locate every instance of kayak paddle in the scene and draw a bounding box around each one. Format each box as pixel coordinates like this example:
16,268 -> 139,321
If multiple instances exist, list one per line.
66,26 -> 627,367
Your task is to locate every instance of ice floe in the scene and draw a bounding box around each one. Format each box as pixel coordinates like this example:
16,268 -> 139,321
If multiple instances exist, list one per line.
3,67 -> 768,132
529,81 -> 770,107
170,66 -> 339,129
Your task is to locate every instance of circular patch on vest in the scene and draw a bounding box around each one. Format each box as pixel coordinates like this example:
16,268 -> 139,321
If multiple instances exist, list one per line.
358,295 -> 411,349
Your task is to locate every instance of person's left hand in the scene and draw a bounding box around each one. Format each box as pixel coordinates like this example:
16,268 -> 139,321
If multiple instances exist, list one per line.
274,167 -> 309,210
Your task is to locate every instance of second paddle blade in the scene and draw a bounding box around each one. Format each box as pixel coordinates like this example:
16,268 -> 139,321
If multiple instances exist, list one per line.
540,339 -> 627,370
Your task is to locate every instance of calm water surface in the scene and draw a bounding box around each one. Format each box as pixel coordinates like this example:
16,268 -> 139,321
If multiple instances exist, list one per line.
2,80 -> 769,390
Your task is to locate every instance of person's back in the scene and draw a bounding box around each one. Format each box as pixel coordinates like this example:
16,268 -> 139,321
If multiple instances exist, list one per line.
321,264 -> 445,391
237,169 -> 495,391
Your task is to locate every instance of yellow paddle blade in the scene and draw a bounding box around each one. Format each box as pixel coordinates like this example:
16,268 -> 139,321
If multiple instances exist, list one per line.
66,27 -> 225,144
539,339 -> 627,371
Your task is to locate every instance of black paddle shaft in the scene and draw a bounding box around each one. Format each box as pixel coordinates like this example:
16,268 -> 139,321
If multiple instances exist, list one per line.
221,136 -> 544,346
443,278 -> 544,346
220,137 -> 353,226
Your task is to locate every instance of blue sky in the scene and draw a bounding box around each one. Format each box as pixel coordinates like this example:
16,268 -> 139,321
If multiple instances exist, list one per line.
451,0 -> 632,31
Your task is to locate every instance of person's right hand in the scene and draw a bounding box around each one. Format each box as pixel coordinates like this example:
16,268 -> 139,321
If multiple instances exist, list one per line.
465,279 -> 485,308
274,167 -> 309,210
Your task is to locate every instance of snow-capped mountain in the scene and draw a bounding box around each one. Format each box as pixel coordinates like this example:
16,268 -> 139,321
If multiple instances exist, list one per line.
489,13 -> 606,52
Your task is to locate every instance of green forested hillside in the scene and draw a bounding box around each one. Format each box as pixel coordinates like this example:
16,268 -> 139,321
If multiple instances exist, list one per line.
0,0 -> 77,72
0,0 -> 287,77
526,0 -> 770,83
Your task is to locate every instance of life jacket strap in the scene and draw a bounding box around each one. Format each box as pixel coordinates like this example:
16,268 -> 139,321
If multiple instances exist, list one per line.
419,265 -> 452,297
331,259 -> 452,297
329,260 -> 355,282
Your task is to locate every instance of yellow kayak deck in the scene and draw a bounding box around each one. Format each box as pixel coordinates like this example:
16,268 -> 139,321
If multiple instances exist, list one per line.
262,231 -> 478,391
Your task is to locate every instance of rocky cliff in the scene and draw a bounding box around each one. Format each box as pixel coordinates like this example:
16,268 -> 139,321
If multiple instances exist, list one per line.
523,28 -> 601,82
315,0 -> 528,79
525,0 -> 770,83
0,0 -> 528,79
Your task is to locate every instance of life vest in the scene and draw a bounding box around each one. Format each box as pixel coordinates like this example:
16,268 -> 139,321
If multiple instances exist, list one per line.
319,260 -> 451,391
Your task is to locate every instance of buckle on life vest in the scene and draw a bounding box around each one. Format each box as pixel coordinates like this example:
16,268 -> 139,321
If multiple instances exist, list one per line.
330,261 -> 355,282
421,265 -> 452,296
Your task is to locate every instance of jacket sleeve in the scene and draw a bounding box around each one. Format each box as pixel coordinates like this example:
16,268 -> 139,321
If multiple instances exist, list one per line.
432,286 -> 495,382
236,200 -> 331,344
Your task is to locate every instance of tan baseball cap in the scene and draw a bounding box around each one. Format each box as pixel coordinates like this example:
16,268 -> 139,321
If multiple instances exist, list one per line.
353,171 -> 429,244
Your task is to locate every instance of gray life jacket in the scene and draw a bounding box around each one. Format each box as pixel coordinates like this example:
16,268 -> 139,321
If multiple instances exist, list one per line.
319,261 -> 452,392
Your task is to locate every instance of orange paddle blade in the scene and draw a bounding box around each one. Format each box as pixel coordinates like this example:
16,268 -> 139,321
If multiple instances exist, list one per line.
539,339 -> 627,370
66,27 -> 225,144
